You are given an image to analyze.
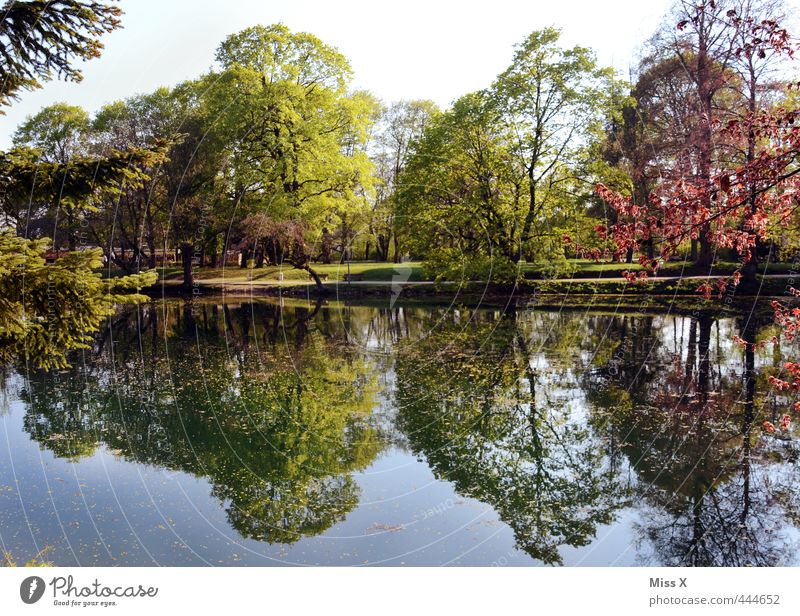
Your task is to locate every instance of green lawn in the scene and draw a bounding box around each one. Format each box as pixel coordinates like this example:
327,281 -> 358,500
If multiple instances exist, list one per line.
154,257 -> 796,285
160,261 -> 425,283
523,258 -> 796,276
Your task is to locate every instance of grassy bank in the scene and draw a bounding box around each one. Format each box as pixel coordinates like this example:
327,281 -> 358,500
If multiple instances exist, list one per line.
159,260 -> 425,284
156,258 -> 798,286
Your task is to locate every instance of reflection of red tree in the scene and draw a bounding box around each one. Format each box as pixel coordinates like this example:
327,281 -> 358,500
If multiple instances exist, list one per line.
615,316 -> 800,566
769,289 -> 800,411
648,316 -> 736,419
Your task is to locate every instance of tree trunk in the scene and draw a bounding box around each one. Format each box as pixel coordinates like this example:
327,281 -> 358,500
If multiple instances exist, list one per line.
646,238 -> 655,260
697,314 -> 712,403
320,229 -> 332,264
742,74 -> 760,287
300,263 -> 326,295
694,11 -> 714,271
697,235 -> 713,269
180,242 -> 193,291
377,234 -> 389,262
264,238 -> 275,265
66,209 -> 76,252
145,207 -> 156,269
209,238 -> 218,268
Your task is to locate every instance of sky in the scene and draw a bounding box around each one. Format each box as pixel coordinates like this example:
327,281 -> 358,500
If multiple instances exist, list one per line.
0,0 -> 736,148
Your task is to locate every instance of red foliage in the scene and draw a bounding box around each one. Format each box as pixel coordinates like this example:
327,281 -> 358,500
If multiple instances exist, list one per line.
588,10 -> 800,414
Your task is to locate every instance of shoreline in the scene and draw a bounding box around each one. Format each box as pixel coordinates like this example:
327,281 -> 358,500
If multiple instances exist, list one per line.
145,278 -> 795,318
150,274 -> 798,298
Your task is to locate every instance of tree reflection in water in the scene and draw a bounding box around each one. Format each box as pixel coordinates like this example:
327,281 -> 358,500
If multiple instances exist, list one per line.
582,310 -> 800,566
22,299 -> 385,544
11,299 -> 800,564
394,309 -> 630,564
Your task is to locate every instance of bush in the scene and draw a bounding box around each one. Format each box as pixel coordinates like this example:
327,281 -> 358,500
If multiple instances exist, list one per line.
421,248 -> 521,283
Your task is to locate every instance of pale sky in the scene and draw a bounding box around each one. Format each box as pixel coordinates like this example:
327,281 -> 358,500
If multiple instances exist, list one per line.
0,0 -> 764,148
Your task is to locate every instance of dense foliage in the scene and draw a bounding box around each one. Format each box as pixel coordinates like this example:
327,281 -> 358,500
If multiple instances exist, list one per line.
0,1 -> 160,368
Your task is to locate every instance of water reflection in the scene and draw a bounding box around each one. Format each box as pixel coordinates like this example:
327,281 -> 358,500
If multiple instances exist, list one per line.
581,311 -> 800,565
4,299 -> 799,565
21,300 -> 384,544
394,312 -> 629,564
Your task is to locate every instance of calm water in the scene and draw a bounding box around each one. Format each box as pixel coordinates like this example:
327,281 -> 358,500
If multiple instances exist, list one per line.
1,298 -> 799,566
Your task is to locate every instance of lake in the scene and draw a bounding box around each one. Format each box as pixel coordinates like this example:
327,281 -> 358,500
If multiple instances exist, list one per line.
1,297 -> 798,566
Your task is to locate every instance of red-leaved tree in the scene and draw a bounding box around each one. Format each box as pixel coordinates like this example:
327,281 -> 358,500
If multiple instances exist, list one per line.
590,5 -> 800,411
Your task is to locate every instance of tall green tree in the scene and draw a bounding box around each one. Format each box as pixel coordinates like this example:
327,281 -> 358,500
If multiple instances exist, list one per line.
395,29 -> 612,280
396,91 -> 525,281
204,24 -> 377,290
13,102 -> 90,162
370,99 -> 438,262
493,28 -> 612,257
90,83 -> 225,282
